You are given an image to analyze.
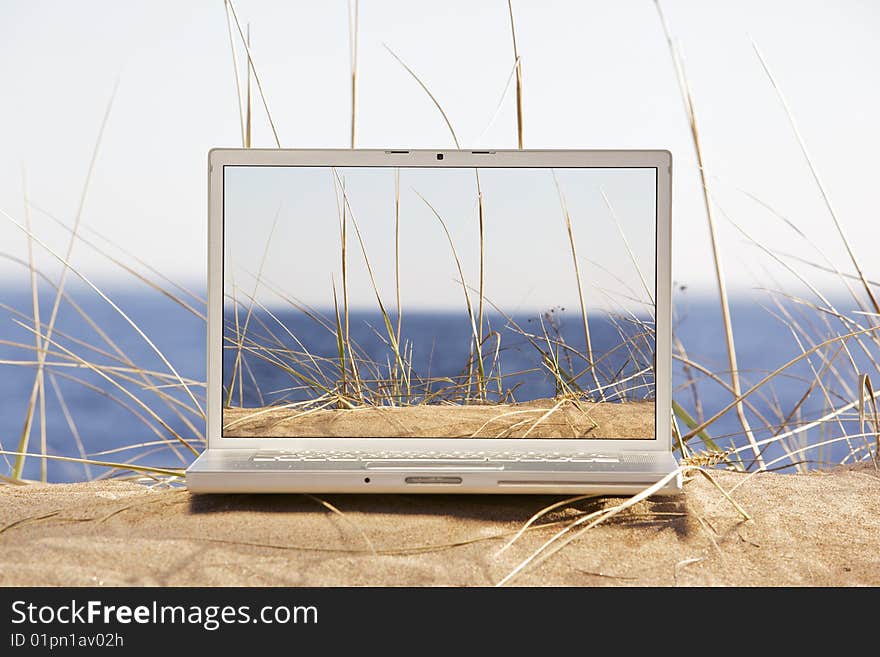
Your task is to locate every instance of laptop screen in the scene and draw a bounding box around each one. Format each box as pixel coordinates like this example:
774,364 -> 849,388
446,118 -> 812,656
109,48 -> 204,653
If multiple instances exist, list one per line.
222,165 -> 656,440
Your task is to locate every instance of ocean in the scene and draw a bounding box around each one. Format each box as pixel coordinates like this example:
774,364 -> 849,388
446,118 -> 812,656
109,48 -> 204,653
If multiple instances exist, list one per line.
0,286 -> 870,481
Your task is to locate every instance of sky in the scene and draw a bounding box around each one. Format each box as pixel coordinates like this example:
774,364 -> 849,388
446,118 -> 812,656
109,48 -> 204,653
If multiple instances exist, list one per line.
224,166 -> 656,312
1,0 -> 878,301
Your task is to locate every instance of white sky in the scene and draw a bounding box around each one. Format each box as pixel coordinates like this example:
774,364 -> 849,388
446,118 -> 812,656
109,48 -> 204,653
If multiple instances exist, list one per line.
1,0 -> 878,300
224,166 -> 656,312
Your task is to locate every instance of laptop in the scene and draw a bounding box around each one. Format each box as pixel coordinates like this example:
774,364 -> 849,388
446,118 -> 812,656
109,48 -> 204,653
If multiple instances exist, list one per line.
186,149 -> 680,495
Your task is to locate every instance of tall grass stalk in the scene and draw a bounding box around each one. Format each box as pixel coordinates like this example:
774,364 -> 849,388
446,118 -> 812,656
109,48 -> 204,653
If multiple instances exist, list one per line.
713,196 -> 878,390
552,174 -> 603,401
225,0 -> 280,147
28,199 -> 207,306
224,204 -> 281,407
394,169 -> 402,342
653,0 -> 762,467
507,0 -> 524,148
414,190 -> 485,400
21,167 -> 47,481
333,170 -> 410,393
858,374 -> 880,467
334,176 -> 364,401
498,465 -> 749,586
393,168 -> 404,400
223,0 -> 246,145
348,0 -> 359,148
384,44 -> 489,398
331,277 -> 347,401
36,204 -> 206,320
47,372 -> 92,479
475,171 -> 486,400
681,325 -> 878,442
12,320 -> 198,456
2,210 -> 205,421
601,189 -> 654,306
751,40 -> 880,318
245,23 -> 252,148
0,282 -> 202,456
383,45 -> 460,149
11,83 -> 117,480
0,450 -> 183,479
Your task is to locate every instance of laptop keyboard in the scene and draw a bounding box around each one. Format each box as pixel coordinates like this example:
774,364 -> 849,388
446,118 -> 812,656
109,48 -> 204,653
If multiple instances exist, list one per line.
252,450 -> 620,463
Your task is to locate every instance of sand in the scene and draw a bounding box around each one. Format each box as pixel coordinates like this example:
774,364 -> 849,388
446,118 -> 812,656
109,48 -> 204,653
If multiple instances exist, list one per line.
1,464 -> 878,586
223,399 -> 656,439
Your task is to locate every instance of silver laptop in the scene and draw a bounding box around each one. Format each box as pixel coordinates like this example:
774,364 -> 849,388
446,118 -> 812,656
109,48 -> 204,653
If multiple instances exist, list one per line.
186,149 -> 679,495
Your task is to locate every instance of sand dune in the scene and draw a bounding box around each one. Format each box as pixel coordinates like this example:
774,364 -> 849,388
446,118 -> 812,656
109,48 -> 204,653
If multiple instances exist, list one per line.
222,398 -> 655,439
1,465 -> 878,586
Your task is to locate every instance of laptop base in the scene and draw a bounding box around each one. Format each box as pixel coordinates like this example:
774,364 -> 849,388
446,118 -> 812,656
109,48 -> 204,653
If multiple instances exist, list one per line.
186,449 -> 681,495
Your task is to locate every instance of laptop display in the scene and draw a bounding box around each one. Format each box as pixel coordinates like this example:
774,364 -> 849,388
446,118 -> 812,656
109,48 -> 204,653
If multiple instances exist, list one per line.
221,165 -> 656,440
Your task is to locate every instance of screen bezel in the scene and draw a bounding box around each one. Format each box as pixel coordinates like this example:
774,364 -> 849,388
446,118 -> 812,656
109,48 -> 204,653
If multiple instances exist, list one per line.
207,149 -> 671,453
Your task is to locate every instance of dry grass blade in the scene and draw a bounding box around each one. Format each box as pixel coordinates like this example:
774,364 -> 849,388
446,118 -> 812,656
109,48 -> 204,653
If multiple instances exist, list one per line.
711,174 -> 866,311
90,439 -> 200,458
382,45 -> 491,398
751,39 -> 880,317
332,170 -> 410,391
0,450 -> 183,479
713,196 -> 868,377
713,200 -> 880,454
29,199 -> 206,306
3,209 -> 205,422
12,83 -> 117,479
47,372 -> 92,479
726,432 -> 879,496
330,276 -> 348,400
858,374 -> 880,467
0,511 -> 61,534
472,56 -> 520,142
304,494 -> 376,555
348,0 -> 359,148
497,466 -> 748,586
475,171 -> 486,399
44,369 -> 186,455
653,0 -> 762,467
36,204 -> 206,320
394,168 -> 402,344
495,494 -> 596,557
12,319 -> 199,456
552,172 -> 603,400
725,384 -> 880,466
469,408 -> 543,437
225,203 -> 281,407
245,23 -> 252,148
223,0 -> 246,145
0,262 -> 204,451
519,399 -> 565,438
334,176 -> 364,401
412,189 -> 485,397
763,305 -> 845,469
673,332 -> 703,418
507,0 -> 523,148
225,0 -> 281,147
682,325 -> 878,442
21,165 -> 47,481
383,44 -> 460,147
601,188 -> 654,305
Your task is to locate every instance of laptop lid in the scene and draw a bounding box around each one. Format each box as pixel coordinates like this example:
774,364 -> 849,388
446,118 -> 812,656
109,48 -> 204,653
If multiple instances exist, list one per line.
207,149 -> 671,453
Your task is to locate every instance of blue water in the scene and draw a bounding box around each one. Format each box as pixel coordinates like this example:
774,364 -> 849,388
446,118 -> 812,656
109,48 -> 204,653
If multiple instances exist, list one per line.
222,306 -> 654,408
0,285 -> 871,481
